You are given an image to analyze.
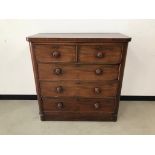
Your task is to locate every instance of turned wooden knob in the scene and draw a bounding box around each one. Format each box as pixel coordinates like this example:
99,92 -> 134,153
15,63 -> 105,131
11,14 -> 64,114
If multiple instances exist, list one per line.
52,51 -> 60,58
95,68 -> 102,75
94,87 -> 101,94
56,86 -> 63,93
96,52 -> 104,58
54,68 -> 62,75
94,102 -> 100,109
57,102 -> 63,109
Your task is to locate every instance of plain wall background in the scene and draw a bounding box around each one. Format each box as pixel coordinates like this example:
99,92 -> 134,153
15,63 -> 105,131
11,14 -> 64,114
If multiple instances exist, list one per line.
0,19 -> 155,95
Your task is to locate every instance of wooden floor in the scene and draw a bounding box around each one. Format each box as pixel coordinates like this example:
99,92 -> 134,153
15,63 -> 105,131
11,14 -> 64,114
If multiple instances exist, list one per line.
0,100 -> 155,135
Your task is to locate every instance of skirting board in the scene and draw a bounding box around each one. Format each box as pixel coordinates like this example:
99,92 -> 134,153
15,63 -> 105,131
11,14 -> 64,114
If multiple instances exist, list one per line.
0,95 -> 155,101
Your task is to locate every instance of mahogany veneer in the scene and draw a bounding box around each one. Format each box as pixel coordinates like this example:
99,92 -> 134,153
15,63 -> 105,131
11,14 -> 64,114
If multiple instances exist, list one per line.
27,33 -> 131,121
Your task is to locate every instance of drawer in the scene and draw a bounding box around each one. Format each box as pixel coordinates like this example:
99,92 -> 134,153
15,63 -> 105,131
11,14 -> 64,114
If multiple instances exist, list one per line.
42,98 -> 115,113
40,81 -> 118,98
33,44 -> 76,62
79,44 -> 122,64
38,64 -> 119,81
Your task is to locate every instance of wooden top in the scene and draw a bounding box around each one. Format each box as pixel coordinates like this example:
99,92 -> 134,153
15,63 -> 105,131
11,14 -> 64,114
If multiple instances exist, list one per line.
27,33 -> 131,43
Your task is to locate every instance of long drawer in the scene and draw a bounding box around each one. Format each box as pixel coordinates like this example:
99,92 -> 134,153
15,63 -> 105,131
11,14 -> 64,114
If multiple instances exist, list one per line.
38,64 -> 120,81
42,98 -> 116,113
40,81 -> 118,98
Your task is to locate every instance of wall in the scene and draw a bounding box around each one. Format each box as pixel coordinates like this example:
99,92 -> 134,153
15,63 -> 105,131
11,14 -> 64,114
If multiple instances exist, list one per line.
0,19 -> 155,95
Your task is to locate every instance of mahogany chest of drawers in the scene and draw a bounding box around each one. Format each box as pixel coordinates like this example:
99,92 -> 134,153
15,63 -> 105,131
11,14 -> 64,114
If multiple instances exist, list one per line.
27,33 -> 131,121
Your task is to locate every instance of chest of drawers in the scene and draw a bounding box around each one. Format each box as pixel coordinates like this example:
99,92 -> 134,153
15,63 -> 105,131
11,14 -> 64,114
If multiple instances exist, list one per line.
27,33 -> 131,121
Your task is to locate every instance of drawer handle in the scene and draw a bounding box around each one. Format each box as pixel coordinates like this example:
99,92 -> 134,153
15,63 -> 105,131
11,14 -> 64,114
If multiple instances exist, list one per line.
94,87 -> 101,94
52,51 -> 60,58
94,102 -> 100,109
56,86 -> 63,93
96,52 -> 104,58
54,68 -> 62,75
57,102 -> 63,109
95,68 -> 103,75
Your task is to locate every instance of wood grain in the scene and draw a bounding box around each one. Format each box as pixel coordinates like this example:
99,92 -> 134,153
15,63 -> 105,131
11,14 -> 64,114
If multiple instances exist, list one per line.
33,44 -> 76,63
42,98 -> 116,112
27,33 -> 131,121
79,44 -> 122,64
27,33 -> 131,43
38,63 -> 120,81
43,111 -> 117,121
40,81 -> 119,98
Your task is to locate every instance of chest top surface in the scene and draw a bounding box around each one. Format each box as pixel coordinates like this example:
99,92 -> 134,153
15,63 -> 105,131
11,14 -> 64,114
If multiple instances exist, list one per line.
27,33 -> 131,43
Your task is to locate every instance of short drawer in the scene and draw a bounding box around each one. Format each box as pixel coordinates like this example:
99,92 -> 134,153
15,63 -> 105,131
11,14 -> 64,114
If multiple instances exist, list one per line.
79,44 -> 122,64
40,81 -> 118,98
33,44 -> 76,62
42,98 -> 115,113
38,64 -> 119,81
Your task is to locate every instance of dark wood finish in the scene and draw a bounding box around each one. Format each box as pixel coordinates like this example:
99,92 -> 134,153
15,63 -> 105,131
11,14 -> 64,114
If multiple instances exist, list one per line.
27,33 -> 131,121
33,44 -> 76,63
115,43 -> 129,116
38,64 -> 119,81
40,81 -> 118,98
29,43 -> 44,119
27,33 -> 131,43
42,98 -> 115,112
79,44 -> 122,64
43,111 -> 117,121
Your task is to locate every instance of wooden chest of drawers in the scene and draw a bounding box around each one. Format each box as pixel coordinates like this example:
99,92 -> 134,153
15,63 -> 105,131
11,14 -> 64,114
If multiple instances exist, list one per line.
27,33 -> 131,121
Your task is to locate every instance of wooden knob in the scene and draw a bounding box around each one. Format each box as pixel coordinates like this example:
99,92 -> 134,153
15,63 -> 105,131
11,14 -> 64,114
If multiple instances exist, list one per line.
94,87 -> 101,94
52,51 -> 60,58
96,52 -> 103,58
57,102 -> 63,109
56,86 -> 63,93
95,68 -> 102,75
54,68 -> 62,75
94,102 -> 100,109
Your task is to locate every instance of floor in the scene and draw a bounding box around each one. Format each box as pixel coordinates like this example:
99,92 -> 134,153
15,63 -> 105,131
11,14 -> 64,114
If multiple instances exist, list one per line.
0,100 -> 155,135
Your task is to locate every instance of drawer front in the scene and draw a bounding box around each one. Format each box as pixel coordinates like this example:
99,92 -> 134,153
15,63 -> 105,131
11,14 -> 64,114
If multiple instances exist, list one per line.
38,64 -> 119,81
40,81 -> 118,98
79,44 -> 122,64
42,98 -> 115,112
33,44 -> 76,62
